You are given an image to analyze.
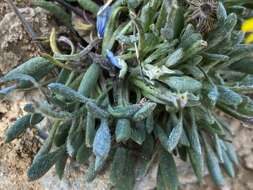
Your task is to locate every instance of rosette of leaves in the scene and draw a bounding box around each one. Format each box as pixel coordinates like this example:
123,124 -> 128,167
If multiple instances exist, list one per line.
1,0 -> 253,189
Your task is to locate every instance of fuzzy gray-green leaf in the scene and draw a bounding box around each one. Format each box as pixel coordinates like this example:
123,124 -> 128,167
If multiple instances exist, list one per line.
115,119 -> 131,142
158,150 -> 179,190
93,119 -> 111,159
5,115 -> 31,143
161,76 -> 202,93
28,146 -> 65,181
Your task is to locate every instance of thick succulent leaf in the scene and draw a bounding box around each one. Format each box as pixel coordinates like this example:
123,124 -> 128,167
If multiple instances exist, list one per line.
48,83 -> 91,103
179,129 -> 190,147
143,64 -> 175,80
114,150 -> 135,190
110,147 -> 127,185
131,121 -> 146,145
85,156 -> 97,182
214,134 -> 224,163
108,104 -> 142,118
55,152 -> 68,180
133,102 -> 157,121
76,142 -> 91,164
5,115 -> 31,143
30,113 -> 44,125
86,101 -> 110,119
93,119 -> 111,160
54,121 -> 71,147
140,1 -> 156,32
217,86 -> 243,107
236,96 -> 253,116
3,57 -> 53,79
202,81 -> 219,108
28,146 -> 66,181
194,106 -> 215,125
188,149 -> 204,182
204,140 -> 225,186
161,76 -> 202,93
207,13 -> 237,49
165,48 -> 183,67
167,112 -> 183,152
67,121 -> 85,157
158,150 -> 179,190
33,121 -> 60,163
217,2 -> 227,21
229,57 -> 253,74
85,112 -> 96,147
225,142 -> 239,165
190,110 -> 202,153
135,135 -> 155,178
145,114 -> 154,134
115,119 -> 131,142
222,149 -> 235,178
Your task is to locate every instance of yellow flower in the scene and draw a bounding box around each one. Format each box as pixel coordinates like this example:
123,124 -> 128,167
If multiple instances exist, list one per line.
242,18 -> 253,44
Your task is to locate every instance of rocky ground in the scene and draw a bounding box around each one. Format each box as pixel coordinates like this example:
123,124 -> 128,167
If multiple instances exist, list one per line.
0,1 -> 253,190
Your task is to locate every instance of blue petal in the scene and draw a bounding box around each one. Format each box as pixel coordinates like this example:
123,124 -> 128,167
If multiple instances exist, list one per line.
96,5 -> 112,38
106,50 -> 122,69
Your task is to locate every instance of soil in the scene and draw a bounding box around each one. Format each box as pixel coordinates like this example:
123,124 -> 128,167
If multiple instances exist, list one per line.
0,1 -> 253,190
0,1 -> 47,189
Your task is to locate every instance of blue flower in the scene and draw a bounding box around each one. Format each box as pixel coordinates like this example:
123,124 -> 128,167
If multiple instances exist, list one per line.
96,5 -> 112,39
106,50 -> 122,69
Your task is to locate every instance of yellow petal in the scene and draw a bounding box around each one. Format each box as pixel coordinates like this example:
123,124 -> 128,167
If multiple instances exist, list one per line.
242,18 -> 253,32
245,33 -> 253,44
